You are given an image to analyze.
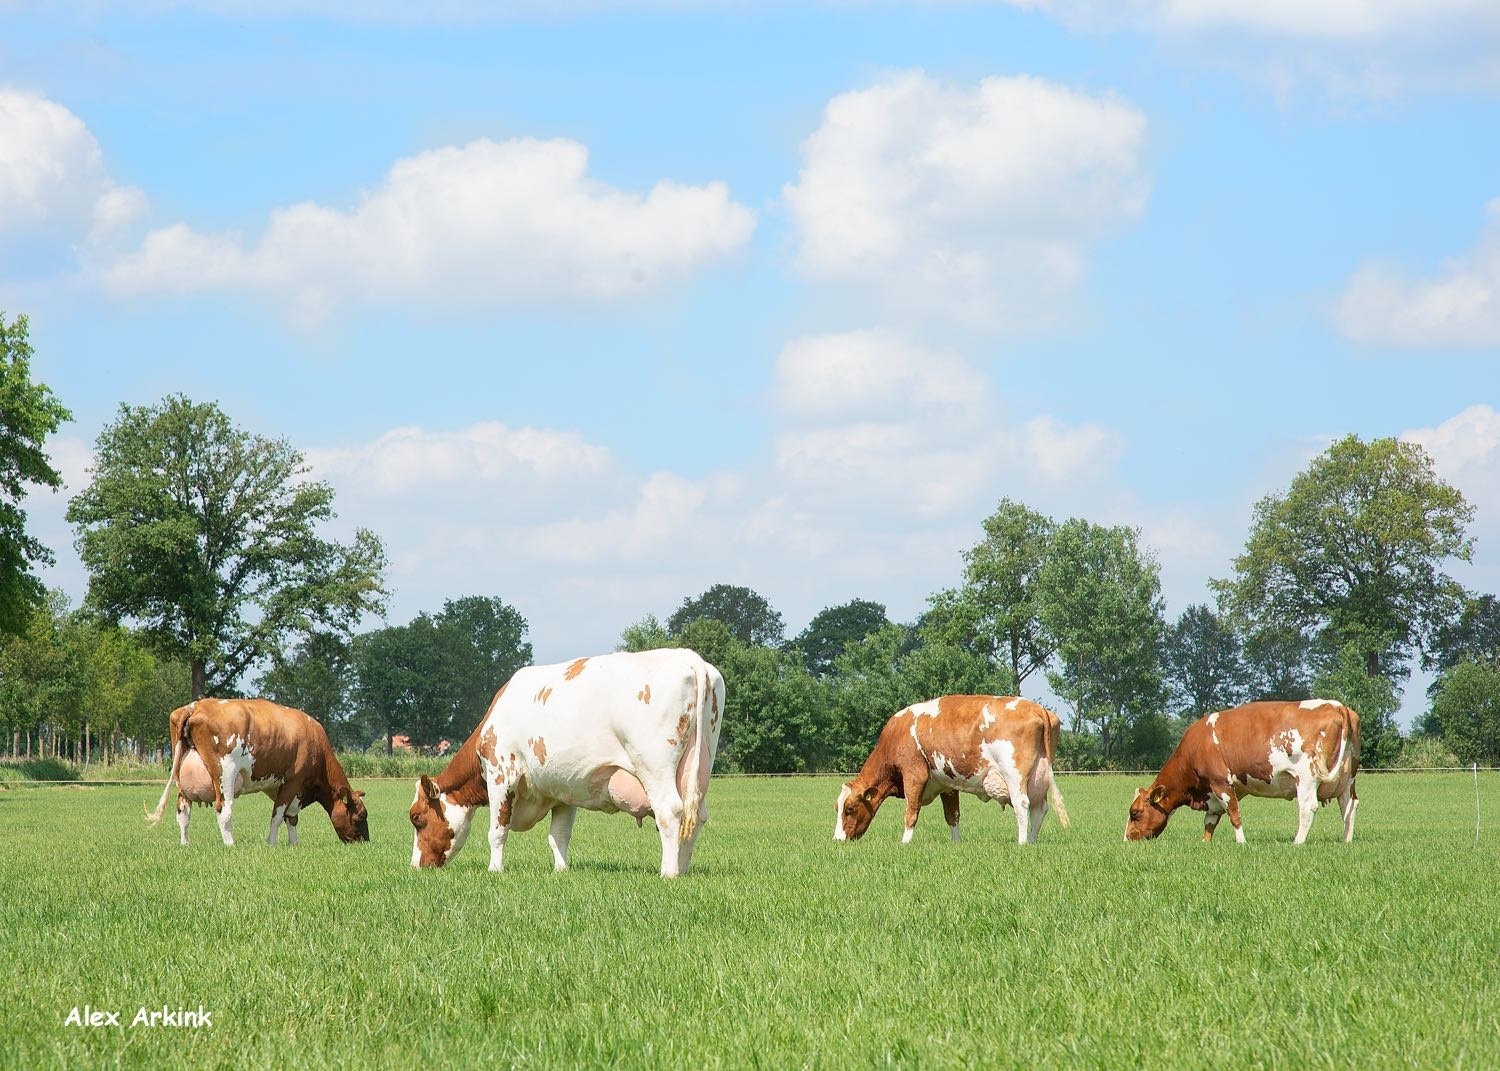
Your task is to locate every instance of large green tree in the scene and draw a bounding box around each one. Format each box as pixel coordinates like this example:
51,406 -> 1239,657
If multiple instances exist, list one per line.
1038,519 -> 1167,763
67,395 -> 388,697
791,598 -> 890,677
668,583 -> 785,647
1427,660 -> 1500,766
926,499 -> 1056,688
0,313 -> 73,635
257,633 -> 357,743
1163,604 -> 1249,717
1214,435 -> 1473,681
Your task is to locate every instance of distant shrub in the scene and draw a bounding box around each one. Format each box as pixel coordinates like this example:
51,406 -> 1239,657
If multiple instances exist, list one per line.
334,750 -> 448,779
1387,735 -> 1461,770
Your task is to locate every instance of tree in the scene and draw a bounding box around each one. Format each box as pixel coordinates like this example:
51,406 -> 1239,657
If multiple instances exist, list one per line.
1427,593 -> 1500,674
1428,660 -> 1500,766
792,598 -> 890,677
619,614 -> 671,653
434,595 -> 532,728
1163,604 -> 1249,716
352,617 -> 450,752
715,642 -> 831,773
1310,644 -> 1402,767
1240,624 -> 1312,702
67,395 -> 388,698
258,633 -> 357,744
668,584 -> 785,647
1038,519 -> 1167,763
926,499 -> 1056,688
0,313 -> 73,635
1214,435 -> 1473,681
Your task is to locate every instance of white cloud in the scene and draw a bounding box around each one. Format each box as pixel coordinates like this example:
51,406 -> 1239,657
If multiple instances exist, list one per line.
304,422 -> 613,498
100,137 -> 756,322
783,71 -> 1148,329
771,329 -> 1124,518
1402,404 -> 1500,497
1336,199 -> 1500,349
1020,0 -> 1500,96
0,89 -> 145,246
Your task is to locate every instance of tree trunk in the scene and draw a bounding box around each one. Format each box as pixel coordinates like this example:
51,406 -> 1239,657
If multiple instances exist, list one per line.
192,660 -> 208,700
84,721 -> 91,766
387,730 -> 394,756
1365,649 -> 1380,677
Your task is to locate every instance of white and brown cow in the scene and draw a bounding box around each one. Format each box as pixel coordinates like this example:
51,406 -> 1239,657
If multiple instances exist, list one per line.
409,648 -> 724,877
1124,699 -> 1361,844
835,695 -> 1070,846
145,698 -> 368,846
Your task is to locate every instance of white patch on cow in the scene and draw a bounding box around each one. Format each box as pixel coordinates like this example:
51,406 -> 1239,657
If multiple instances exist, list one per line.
911,700 -> 941,718
1206,712 -> 1219,727
979,704 -> 995,730
901,826 -> 914,844
441,794 -> 476,861
212,735 -> 219,745
834,784 -> 851,841
1005,698 -> 1021,711
949,821 -> 960,843
267,803 -> 287,845
1299,699 -> 1333,710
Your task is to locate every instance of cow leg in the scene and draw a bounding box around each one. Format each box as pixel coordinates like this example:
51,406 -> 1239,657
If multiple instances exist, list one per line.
1339,781 -> 1358,843
176,794 -> 191,846
940,790 -> 961,843
1224,790 -> 1246,843
1293,779 -> 1319,845
1203,793 -> 1227,842
487,779 -> 514,873
285,800 -> 301,846
267,784 -> 297,845
637,773 -> 687,877
900,771 -> 928,844
547,805 -> 577,872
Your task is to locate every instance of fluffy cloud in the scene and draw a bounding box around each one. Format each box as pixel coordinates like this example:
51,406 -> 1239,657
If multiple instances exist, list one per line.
772,330 -> 1123,518
0,89 -> 146,245
1402,404 -> 1500,499
783,71 -> 1148,329
1336,199 -> 1500,349
101,137 -> 756,322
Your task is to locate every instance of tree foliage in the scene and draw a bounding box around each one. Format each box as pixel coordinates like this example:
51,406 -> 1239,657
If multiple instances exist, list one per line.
1427,660 -> 1500,766
926,499 -> 1055,688
1039,519 -> 1167,762
67,395 -> 388,697
1215,435 -> 1473,680
668,583 -> 785,648
791,598 -> 889,677
1163,604 -> 1249,716
0,313 -> 73,635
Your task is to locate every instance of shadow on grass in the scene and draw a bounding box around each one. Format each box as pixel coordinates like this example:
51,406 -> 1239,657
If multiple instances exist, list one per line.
0,758 -> 79,782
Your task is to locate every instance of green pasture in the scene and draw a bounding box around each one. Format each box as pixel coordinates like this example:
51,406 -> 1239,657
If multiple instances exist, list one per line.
0,773 -> 1496,1070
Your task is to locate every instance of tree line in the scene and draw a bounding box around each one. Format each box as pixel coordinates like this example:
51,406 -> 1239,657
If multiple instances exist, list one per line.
1,310 -> 1497,770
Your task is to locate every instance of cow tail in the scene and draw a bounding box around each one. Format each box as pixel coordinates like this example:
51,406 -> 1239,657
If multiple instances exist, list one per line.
1045,710 -> 1070,828
146,707 -> 191,825
1346,703 -> 1362,780
678,663 -> 713,843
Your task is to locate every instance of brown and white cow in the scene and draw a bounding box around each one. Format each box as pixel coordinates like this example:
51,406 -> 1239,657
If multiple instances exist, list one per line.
1124,699 -> 1360,844
409,648 -> 724,877
145,698 -> 369,846
835,695 -> 1070,845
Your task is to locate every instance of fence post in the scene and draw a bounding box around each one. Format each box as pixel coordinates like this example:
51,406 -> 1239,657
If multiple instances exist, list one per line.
1476,762 -> 1482,845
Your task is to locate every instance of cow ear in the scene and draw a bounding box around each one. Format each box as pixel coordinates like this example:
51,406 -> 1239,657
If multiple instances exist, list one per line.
1148,785 -> 1167,807
860,786 -> 877,804
420,774 -> 439,802
354,790 -> 366,800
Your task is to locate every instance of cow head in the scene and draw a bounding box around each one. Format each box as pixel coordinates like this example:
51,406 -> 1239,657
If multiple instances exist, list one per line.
409,774 -> 456,868
834,781 -> 879,841
330,786 -> 369,843
1124,785 -> 1171,841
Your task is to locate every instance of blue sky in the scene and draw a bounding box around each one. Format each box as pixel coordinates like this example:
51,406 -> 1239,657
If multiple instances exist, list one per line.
4,2 -> 1499,723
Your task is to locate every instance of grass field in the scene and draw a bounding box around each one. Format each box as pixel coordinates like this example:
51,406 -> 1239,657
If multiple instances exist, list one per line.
1,772 -> 1496,1070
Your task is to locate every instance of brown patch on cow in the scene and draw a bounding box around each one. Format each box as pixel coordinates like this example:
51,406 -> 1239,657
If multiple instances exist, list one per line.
638,684 -> 652,704
676,713 -> 691,742
564,657 -> 589,680
530,736 -> 548,765
535,686 -> 553,705
477,723 -> 499,765
497,791 -> 514,828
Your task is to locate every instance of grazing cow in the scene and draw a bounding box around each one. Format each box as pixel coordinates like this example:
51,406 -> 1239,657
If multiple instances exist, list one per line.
145,698 -> 368,846
1124,699 -> 1360,844
834,695 -> 1070,845
409,648 -> 724,877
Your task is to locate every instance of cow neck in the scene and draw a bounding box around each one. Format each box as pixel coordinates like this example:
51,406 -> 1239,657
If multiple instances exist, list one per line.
435,727 -> 489,809
1152,748 -> 1196,811
851,746 -> 902,803
315,748 -> 354,811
